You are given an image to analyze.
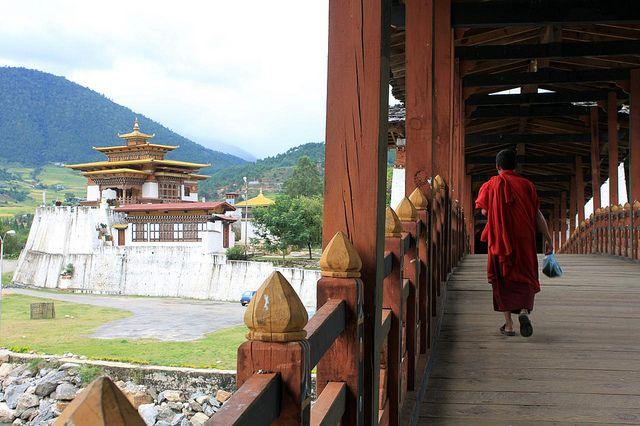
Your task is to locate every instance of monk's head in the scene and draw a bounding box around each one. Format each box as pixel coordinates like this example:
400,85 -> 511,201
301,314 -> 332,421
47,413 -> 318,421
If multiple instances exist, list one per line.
496,149 -> 517,172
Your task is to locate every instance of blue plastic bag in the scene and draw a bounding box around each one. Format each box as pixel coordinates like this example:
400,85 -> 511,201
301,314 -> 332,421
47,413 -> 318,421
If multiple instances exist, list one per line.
542,253 -> 563,278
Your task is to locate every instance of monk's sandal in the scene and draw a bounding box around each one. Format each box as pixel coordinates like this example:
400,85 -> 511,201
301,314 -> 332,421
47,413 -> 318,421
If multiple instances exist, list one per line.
518,312 -> 533,337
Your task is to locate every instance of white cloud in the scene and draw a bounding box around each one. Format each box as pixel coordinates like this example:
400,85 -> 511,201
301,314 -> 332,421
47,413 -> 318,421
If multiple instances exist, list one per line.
0,0 -> 329,158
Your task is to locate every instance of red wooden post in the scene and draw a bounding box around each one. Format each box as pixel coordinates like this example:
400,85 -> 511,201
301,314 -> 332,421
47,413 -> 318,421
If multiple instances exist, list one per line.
560,192 -> 567,249
383,207 -> 404,426
323,0 -> 390,422
569,176 -> 577,234
238,272 -> 311,425
405,0 -> 433,195
464,175 -> 474,254
608,92 -> 619,206
553,200 -> 560,253
630,70 -> 640,203
433,0 -> 453,182
576,156 -> 586,224
396,198 -> 420,391
317,232 -> 364,426
409,188 -> 431,354
590,107 -> 602,210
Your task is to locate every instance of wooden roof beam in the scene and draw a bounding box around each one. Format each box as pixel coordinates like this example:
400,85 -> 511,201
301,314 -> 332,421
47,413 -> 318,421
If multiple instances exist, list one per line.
469,104 -> 592,119
466,91 -> 623,106
463,68 -> 630,87
466,155 -> 583,165
452,0 -> 640,28
456,40 -> 640,61
465,131 -> 621,145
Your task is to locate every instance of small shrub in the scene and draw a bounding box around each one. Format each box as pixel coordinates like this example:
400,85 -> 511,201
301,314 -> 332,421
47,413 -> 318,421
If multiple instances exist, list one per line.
130,369 -> 145,385
9,345 -> 31,353
78,364 -> 103,384
63,263 -> 74,276
226,246 -> 247,260
27,358 -> 46,372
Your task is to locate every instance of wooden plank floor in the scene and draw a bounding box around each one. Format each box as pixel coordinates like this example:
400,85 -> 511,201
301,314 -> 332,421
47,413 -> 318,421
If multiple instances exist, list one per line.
418,254 -> 640,425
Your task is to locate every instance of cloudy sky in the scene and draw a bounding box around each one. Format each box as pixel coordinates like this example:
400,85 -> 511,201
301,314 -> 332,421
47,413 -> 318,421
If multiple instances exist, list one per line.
0,1 -> 330,159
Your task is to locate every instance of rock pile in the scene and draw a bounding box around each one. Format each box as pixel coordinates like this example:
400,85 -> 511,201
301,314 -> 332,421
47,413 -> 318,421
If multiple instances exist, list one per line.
0,361 -> 231,425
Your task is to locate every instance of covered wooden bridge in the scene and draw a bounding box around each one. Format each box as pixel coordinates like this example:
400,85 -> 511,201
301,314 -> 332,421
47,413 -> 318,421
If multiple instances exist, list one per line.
54,1 -> 640,425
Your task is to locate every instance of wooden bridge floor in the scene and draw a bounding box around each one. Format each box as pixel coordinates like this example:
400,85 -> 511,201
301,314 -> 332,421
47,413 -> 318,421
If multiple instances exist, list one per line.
418,254 -> 640,425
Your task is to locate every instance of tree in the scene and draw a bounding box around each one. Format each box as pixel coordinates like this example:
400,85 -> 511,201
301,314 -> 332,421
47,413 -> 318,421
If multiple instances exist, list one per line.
284,156 -> 323,198
252,195 -> 323,259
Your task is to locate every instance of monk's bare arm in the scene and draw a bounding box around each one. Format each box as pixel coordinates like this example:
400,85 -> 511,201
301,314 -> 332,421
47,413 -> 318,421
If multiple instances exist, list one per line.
536,210 -> 553,248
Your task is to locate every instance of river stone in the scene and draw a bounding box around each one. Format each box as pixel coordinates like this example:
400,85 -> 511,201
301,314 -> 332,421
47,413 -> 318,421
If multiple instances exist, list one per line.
156,422 -> 171,426
157,406 -> 174,422
170,413 -> 186,426
58,363 -> 80,371
203,404 -> 216,417
0,364 -> 15,379
30,400 -> 54,424
162,390 -> 183,403
35,381 -> 57,397
15,393 -> 39,411
0,402 -> 15,423
194,395 -> 208,405
53,383 -> 78,400
138,403 -> 158,426
189,401 -> 202,412
215,389 -> 232,403
5,383 -> 29,409
19,407 -> 36,421
208,396 -> 221,408
189,412 -> 209,426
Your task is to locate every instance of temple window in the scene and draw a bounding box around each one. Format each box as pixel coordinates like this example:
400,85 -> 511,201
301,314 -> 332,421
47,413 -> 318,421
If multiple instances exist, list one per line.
132,223 -> 148,242
159,183 -> 180,200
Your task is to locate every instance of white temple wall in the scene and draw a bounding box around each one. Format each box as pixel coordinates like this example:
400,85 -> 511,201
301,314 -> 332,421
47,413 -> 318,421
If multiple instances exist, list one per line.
13,207 -> 319,306
142,182 -> 159,199
86,185 -> 100,201
101,188 -> 117,200
390,167 -> 406,210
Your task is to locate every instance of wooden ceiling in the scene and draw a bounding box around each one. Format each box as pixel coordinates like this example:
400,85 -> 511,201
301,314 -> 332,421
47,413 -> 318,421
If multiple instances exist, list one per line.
388,0 -> 640,212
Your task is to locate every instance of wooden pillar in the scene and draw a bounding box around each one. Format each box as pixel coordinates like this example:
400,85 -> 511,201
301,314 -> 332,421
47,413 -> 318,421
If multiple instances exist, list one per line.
553,200 -> 560,252
569,176 -> 577,233
405,0 -> 433,195
451,61 -> 462,200
464,175 -> 474,254
323,0 -> 390,423
576,156 -> 586,223
560,191 -> 567,247
590,107 -> 602,210
608,92 -> 619,206
433,0 -> 453,181
631,69 -> 640,203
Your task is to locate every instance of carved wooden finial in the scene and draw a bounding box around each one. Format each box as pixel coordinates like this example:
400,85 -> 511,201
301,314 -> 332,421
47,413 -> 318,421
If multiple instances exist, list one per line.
395,197 -> 418,221
54,377 -> 145,426
624,202 -> 631,210
434,175 -> 445,190
408,188 -> 428,210
244,271 -> 308,342
634,200 -> 640,210
320,231 -> 362,278
385,207 -> 402,237
611,204 -> 620,213
580,220 -> 586,227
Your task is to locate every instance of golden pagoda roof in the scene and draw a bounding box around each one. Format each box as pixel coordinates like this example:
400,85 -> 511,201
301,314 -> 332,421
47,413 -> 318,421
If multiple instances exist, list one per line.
66,158 -> 210,170
82,168 -> 149,176
93,143 -> 178,152
118,118 -> 155,140
235,189 -> 275,207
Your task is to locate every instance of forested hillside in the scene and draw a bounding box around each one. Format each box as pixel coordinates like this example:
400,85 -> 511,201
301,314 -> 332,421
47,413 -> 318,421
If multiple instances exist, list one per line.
0,67 -> 246,172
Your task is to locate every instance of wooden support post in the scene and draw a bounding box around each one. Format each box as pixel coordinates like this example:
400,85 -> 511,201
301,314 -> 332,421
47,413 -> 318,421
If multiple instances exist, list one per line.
560,192 -> 567,248
383,207 -> 404,426
324,0 -> 390,423
608,92 -> 619,206
409,188 -> 431,354
631,69 -> 640,203
553,200 -> 560,252
433,0 -> 453,181
396,198 -> 420,391
576,156 -> 586,223
464,175 -> 474,254
451,61 -> 462,199
405,0 -> 434,195
238,272 -> 311,424
570,176 -> 577,234
317,232 -> 364,426
590,107 -> 602,210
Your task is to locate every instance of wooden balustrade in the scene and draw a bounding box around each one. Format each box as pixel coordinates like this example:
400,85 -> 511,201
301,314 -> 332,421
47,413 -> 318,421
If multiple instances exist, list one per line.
57,176 -> 468,426
562,201 -> 640,262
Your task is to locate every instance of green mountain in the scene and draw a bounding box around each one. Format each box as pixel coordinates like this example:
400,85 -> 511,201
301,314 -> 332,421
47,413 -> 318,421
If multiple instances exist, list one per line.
0,67 -> 246,171
200,142 -> 325,197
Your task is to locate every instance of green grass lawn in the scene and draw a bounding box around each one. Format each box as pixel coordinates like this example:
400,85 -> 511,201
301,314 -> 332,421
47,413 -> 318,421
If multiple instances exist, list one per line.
0,294 -> 246,369
2,272 -> 12,285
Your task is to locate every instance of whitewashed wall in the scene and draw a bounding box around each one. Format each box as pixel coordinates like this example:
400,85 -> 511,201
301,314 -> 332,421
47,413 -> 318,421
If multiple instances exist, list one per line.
13,207 -> 319,306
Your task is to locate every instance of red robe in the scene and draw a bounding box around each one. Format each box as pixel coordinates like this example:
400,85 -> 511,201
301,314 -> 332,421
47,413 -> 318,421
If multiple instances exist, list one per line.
475,170 -> 540,312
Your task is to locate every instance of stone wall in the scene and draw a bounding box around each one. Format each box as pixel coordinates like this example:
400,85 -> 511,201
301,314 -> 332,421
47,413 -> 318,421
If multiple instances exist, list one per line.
13,207 -> 319,306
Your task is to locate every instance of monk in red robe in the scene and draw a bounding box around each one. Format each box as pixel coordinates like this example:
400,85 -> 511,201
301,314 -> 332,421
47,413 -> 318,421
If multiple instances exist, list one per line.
475,149 -> 552,337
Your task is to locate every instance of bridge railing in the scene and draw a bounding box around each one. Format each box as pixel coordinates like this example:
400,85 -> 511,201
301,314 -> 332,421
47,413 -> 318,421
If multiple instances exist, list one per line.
54,176 -> 468,425
562,201 -> 640,261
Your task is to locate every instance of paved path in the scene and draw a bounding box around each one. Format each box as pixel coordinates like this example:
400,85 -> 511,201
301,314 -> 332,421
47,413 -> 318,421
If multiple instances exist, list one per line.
6,288 -> 247,341
419,254 -> 640,425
